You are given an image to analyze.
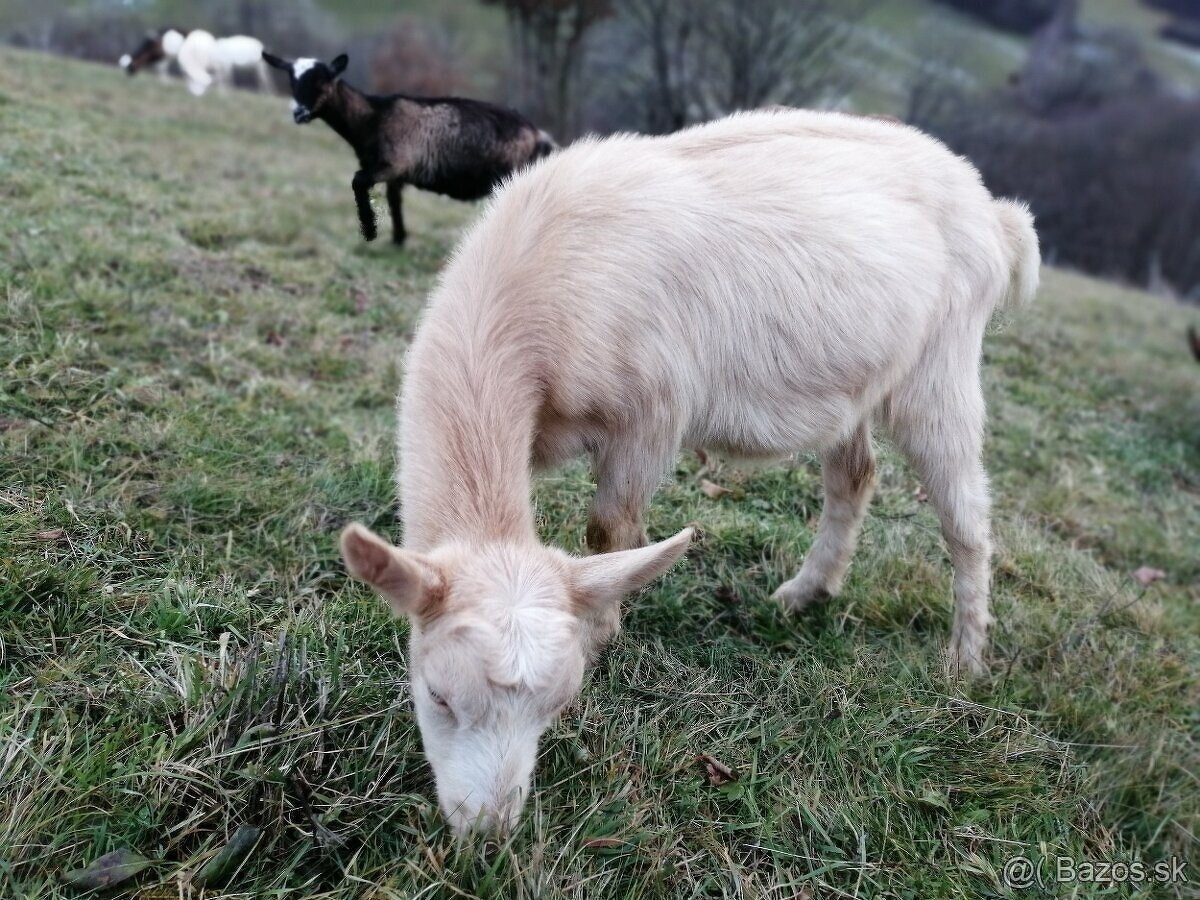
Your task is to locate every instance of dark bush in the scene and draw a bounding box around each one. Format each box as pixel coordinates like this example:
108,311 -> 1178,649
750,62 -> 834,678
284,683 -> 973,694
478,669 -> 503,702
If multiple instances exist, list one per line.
6,6 -> 143,64
912,12 -> 1200,299
1140,0 -> 1200,20
927,0 -> 1062,35
370,18 -> 473,98
1161,17 -> 1200,47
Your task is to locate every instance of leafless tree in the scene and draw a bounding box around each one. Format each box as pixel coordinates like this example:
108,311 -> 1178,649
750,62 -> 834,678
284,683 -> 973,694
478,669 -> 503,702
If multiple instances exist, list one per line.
608,0 -> 874,134
482,0 -> 613,137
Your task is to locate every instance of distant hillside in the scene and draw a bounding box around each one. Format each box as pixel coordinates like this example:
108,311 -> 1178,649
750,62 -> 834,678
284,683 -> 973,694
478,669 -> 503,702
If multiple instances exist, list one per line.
849,0 -> 1200,115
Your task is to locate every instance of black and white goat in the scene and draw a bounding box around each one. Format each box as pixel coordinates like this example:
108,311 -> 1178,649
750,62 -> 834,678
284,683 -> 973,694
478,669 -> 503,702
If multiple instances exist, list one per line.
262,52 -> 556,245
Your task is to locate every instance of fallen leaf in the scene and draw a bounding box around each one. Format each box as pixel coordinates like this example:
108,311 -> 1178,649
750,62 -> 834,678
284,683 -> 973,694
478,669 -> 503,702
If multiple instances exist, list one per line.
699,478 -> 732,499
265,330 -> 286,347
1132,566 -> 1166,586
696,753 -> 738,786
62,848 -> 153,890
352,288 -> 370,314
36,529 -> 66,541
918,785 -> 950,810
582,836 -> 626,850
714,585 -> 739,606
191,825 -> 260,889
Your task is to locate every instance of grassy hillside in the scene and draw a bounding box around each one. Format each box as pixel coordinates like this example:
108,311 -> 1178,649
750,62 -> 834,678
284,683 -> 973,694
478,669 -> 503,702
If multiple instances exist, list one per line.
853,0 -> 1200,114
1,48 -> 1197,899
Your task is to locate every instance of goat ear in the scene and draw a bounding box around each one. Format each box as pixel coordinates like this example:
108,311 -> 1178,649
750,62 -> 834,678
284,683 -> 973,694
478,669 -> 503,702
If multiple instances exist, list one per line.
262,51 -> 290,70
330,53 -> 349,77
570,528 -> 694,614
340,523 -> 443,619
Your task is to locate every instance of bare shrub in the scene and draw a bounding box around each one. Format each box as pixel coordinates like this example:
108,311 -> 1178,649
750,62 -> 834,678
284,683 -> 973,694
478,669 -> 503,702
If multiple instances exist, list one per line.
1141,0 -> 1200,19
584,0 -> 873,135
1161,17 -> 1200,48
5,4 -> 144,63
482,0 -> 613,137
370,18 -> 473,97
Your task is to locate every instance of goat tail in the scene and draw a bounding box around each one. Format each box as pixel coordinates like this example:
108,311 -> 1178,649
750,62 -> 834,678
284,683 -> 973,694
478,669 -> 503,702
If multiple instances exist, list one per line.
994,198 -> 1040,311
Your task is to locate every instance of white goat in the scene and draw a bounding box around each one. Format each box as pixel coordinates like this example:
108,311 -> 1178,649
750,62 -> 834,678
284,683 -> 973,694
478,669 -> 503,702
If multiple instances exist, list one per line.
121,28 -> 270,95
176,30 -> 271,96
340,108 -> 1040,835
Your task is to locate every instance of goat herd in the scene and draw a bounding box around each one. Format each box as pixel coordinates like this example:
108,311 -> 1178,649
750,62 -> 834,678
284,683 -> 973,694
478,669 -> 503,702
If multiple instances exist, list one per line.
121,29 -> 554,245
118,27 -> 1041,837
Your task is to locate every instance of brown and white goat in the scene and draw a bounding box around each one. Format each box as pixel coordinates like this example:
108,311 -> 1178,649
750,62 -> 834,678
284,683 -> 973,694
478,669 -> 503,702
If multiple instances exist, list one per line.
120,28 -> 271,95
262,52 -> 555,245
340,109 -> 1040,835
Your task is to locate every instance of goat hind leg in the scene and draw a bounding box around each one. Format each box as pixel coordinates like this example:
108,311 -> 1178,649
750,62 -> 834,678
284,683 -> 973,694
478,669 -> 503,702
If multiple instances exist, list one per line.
890,381 -> 992,675
775,421 -> 875,612
387,182 -> 406,245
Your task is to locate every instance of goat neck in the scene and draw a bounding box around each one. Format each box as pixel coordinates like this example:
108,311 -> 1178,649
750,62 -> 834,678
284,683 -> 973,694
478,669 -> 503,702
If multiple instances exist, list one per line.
317,80 -> 378,148
398,284 -> 546,552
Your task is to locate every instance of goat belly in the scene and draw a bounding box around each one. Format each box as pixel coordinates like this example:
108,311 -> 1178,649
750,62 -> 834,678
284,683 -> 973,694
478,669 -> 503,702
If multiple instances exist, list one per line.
418,167 -> 507,202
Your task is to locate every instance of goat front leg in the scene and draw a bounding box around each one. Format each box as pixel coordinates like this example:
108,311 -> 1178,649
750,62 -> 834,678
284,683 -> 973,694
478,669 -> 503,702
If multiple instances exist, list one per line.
386,181 -> 406,246
352,170 -> 378,242
587,440 -> 675,554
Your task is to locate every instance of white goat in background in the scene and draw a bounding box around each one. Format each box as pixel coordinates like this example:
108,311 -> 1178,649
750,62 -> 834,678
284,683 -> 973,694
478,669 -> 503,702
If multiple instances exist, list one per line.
340,108 -> 1040,835
176,31 -> 270,96
119,28 -> 271,95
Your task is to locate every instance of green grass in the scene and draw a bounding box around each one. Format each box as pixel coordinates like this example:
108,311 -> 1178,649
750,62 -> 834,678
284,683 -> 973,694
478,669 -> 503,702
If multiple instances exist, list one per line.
1,47 -> 1198,899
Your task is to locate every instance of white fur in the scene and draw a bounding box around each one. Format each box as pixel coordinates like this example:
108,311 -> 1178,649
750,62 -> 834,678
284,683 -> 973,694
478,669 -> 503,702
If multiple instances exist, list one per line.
342,108 -> 1040,835
161,29 -> 185,57
292,57 -> 318,78
287,60 -> 319,121
162,29 -> 271,96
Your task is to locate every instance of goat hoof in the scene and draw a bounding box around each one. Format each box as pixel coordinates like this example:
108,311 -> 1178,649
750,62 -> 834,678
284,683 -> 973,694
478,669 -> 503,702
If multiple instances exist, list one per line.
945,639 -> 989,677
773,580 -> 831,613
392,234 -> 407,247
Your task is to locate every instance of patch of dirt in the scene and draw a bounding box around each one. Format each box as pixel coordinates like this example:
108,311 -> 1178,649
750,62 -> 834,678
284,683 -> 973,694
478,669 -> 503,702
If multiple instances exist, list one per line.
169,250 -> 273,297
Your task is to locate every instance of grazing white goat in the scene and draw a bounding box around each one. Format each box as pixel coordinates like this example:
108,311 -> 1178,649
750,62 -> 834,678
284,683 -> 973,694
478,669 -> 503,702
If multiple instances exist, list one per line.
120,28 -> 270,95
340,108 -> 1040,835
177,30 -> 271,96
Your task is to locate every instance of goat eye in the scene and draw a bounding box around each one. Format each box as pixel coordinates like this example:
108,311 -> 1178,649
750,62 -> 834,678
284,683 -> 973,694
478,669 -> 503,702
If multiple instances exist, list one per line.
428,688 -> 450,709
